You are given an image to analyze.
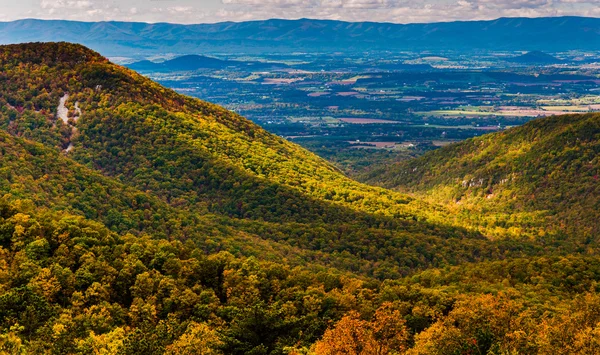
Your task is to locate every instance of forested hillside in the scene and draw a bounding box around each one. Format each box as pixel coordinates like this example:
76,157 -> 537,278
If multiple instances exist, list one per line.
0,42 -> 551,280
364,113 -> 600,239
1,42 -> 600,354
1,198 -> 600,354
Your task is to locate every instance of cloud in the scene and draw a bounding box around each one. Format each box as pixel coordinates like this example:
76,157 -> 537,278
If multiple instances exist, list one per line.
40,0 -> 95,14
214,0 -> 593,23
222,0 -> 310,6
470,0 -> 552,9
26,0 -> 600,24
40,0 -> 94,9
221,0 -> 408,9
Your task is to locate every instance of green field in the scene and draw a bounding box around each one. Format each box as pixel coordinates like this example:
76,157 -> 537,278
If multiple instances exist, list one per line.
416,110 -> 509,117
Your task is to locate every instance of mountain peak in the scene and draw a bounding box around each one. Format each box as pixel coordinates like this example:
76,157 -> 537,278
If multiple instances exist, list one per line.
0,42 -> 107,67
509,50 -> 563,64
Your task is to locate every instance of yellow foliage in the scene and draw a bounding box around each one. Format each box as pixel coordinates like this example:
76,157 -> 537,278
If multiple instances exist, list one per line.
75,327 -> 126,355
313,303 -> 409,355
165,322 -> 223,355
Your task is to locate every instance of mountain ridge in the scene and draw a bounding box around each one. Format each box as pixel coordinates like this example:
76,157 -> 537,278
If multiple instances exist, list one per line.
0,17 -> 598,56
2,41 -> 600,354
2,42 -> 534,281
363,112 -> 600,238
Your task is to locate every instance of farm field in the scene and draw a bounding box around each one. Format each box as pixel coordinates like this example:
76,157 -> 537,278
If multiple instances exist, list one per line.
339,118 -> 400,124
130,50 -> 600,175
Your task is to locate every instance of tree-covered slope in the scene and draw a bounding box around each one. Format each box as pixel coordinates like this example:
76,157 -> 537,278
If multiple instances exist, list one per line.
2,42 -> 600,355
0,42 -> 550,280
0,128 -> 350,270
1,198 -> 600,354
364,113 -> 600,238
3,125 -> 529,280
1,42 -> 420,223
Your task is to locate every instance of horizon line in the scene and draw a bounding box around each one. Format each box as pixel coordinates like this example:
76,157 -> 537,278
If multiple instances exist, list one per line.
1,15 -> 598,27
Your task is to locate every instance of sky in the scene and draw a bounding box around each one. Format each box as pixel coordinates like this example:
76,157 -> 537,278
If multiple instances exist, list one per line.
0,0 -> 599,24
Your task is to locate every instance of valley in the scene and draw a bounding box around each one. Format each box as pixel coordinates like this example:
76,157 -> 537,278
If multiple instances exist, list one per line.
0,14 -> 598,354
123,50 -> 600,175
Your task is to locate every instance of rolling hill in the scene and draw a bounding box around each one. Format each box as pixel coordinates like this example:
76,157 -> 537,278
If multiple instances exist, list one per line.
127,54 -> 288,72
128,55 -> 232,71
1,42 -> 540,280
0,17 -> 598,56
2,42 -> 600,354
363,113 -> 600,238
508,50 -> 564,65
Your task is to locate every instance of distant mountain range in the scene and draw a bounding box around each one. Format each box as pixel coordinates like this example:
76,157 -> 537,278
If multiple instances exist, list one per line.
0,17 -> 598,56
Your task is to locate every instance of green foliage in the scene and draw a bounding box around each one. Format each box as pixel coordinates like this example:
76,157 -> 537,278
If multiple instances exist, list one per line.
0,199 -> 363,353
364,112 -> 600,239
0,199 -> 599,354
2,42 -> 600,354
0,42 -> 559,280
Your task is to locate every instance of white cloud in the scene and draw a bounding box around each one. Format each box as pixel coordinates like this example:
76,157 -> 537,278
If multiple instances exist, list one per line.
222,0 -> 310,6
167,6 -> 194,14
40,0 -> 94,10
25,0 -> 600,24
472,0 -> 552,9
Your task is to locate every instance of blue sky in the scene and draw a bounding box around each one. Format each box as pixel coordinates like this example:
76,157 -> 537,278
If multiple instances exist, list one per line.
1,0 -> 599,24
